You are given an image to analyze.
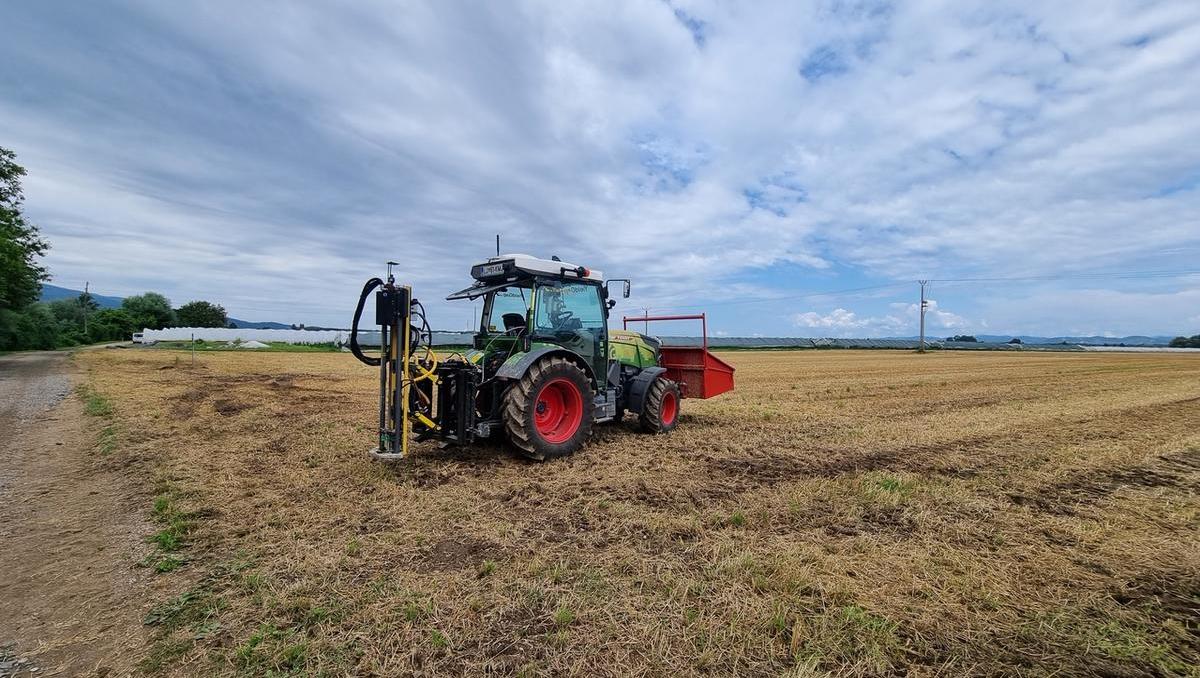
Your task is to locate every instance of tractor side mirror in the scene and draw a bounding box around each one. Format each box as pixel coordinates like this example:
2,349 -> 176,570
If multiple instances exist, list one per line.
604,278 -> 631,300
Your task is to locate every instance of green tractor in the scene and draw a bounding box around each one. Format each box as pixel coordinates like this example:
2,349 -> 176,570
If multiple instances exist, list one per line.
349,254 -> 734,460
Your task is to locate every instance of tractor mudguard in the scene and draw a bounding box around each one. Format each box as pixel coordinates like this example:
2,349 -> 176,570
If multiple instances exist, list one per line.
496,347 -> 596,383
626,366 -> 667,415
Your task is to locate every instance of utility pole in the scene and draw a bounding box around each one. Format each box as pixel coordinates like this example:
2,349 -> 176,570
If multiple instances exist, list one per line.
82,281 -> 90,335
640,306 -> 651,334
918,280 -> 928,353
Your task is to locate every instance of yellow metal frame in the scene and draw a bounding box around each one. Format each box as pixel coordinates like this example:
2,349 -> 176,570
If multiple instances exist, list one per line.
399,285 -> 411,457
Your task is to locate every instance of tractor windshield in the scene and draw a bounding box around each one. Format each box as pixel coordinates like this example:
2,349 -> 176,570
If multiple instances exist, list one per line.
533,283 -> 604,333
532,281 -> 607,378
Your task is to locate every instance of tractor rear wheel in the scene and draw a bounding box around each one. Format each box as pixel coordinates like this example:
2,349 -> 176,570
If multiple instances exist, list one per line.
504,356 -> 594,460
639,377 -> 681,433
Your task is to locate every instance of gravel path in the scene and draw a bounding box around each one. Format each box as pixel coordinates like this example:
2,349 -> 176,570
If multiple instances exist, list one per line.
0,351 -> 152,677
0,353 -> 72,508
0,353 -> 72,418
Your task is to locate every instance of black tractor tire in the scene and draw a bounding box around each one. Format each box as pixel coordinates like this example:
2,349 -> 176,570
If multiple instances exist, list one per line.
503,356 -> 594,460
639,377 -> 681,433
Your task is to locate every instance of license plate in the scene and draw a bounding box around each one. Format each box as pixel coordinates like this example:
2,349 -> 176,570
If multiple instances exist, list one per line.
479,263 -> 505,276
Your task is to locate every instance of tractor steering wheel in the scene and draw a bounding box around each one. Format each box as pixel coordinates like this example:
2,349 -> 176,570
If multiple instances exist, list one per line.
550,308 -> 574,328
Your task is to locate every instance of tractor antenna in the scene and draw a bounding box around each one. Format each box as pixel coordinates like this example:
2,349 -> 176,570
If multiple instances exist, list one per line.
496,234 -> 500,256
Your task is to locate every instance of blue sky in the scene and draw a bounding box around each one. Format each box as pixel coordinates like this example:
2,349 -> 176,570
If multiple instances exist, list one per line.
2,1 -> 1198,336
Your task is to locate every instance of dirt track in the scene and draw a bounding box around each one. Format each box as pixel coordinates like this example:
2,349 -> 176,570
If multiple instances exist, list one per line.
0,352 -> 150,677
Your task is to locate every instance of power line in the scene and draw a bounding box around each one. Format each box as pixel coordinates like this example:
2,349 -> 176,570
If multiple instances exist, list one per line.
653,282 -> 910,311
650,267 -> 1200,312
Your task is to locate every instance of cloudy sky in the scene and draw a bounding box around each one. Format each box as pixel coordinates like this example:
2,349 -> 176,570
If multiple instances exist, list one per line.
2,0 -> 1198,337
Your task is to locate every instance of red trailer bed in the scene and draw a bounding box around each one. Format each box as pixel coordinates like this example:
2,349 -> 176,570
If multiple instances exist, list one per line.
622,313 -> 735,399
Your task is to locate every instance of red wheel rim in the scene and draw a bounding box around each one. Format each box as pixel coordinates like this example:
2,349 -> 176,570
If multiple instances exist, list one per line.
534,378 -> 583,444
661,390 -> 677,426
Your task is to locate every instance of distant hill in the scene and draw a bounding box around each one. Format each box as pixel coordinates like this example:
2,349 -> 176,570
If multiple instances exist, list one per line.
39,284 -> 288,329
980,334 -> 1173,346
40,283 -> 124,309
888,333 -> 1172,346
226,319 -> 292,329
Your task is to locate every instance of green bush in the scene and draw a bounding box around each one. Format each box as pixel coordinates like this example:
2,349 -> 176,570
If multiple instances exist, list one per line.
0,304 -> 59,350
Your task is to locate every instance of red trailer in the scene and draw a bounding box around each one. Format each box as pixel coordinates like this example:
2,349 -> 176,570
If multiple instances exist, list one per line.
623,313 -> 735,399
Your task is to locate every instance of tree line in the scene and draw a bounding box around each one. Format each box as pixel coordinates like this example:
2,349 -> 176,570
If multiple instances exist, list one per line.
1,146 -> 230,351
1169,335 -> 1200,348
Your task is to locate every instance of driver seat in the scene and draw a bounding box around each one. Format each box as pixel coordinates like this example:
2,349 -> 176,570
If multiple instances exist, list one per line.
502,313 -> 527,336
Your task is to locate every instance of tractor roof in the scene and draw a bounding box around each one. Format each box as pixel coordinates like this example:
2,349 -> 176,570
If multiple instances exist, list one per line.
446,254 -> 604,301
473,253 -> 603,283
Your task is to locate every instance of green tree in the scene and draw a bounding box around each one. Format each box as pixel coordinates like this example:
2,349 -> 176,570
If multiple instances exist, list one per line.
176,300 -> 228,327
89,308 -> 137,342
46,298 -> 88,345
0,147 -> 57,350
1168,334 -> 1200,348
78,290 -> 98,312
0,304 -> 58,350
122,292 -> 175,330
0,147 -> 48,311
47,297 -> 85,325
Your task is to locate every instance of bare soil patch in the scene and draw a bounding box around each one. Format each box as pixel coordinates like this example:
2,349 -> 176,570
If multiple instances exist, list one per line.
415,537 -> 501,573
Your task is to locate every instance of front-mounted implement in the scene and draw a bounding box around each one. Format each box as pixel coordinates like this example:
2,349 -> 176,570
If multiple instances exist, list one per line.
349,254 -> 735,461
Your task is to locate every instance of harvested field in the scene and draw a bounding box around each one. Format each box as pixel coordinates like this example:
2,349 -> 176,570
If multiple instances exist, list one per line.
78,349 -> 1200,676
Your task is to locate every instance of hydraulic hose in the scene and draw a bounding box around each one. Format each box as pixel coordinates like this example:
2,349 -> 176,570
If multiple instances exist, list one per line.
407,299 -> 439,382
350,277 -> 384,366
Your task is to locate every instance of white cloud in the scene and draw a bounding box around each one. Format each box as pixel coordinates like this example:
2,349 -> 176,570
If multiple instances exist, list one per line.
793,299 -> 972,337
792,307 -> 908,337
0,1 -> 1197,332
888,300 -> 971,331
794,307 -> 873,331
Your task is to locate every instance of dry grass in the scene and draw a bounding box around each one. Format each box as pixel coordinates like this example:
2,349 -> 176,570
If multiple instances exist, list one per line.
79,349 -> 1200,676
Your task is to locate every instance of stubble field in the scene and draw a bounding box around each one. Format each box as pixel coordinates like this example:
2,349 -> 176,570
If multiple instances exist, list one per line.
78,348 -> 1199,676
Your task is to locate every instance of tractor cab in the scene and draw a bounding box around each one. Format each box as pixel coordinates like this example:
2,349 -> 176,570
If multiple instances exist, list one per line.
447,254 -> 614,384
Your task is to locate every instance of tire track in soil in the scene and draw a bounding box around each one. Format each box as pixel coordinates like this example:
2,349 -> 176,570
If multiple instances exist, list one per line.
701,395 -> 1200,496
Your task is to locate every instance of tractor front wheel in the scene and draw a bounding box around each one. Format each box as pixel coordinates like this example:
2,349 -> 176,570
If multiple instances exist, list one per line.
504,356 -> 594,460
639,377 -> 681,433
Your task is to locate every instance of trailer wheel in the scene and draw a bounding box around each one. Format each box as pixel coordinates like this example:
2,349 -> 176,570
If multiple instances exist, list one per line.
504,356 -> 594,460
639,377 -> 681,433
